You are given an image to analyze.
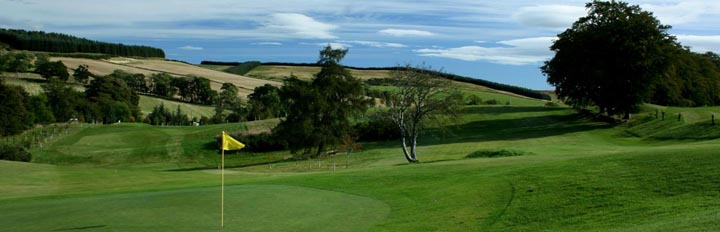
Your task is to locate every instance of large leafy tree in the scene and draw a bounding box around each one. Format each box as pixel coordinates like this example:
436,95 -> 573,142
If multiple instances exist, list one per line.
85,76 -> 141,123
542,1 -> 677,118
247,84 -> 283,121
275,46 -> 371,156
36,60 -> 69,82
0,80 -> 33,136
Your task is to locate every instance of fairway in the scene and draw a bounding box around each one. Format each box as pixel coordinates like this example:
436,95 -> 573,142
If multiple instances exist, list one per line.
0,185 -> 389,232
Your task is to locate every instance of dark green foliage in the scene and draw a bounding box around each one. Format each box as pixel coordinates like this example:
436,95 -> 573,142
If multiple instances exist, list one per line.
466,95 -> 483,105
465,149 -> 532,158
274,46 -> 372,156
0,80 -> 33,136
545,101 -> 560,107
365,78 -> 397,86
649,49 -> 720,106
543,1 -> 677,117
213,83 -> 241,123
42,79 -> 80,122
247,84 -> 283,121
109,70 -> 148,93
0,143 -> 31,162
72,64 -> 91,84
146,103 -> 189,125
149,73 -> 177,98
224,61 -> 261,75
27,94 -> 55,124
354,114 -> 400,142
0,28 -> 164,58
484,99 -> 499,105
0,51 -> 34,72
85,76 -> 141,123
35,60 -> 69,81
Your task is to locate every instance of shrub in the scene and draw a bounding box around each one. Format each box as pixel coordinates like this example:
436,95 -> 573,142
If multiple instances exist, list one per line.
466,95 -> 483,105
545,101 -> 560,107
0,144 -> 32,162
484,99 -> 499,105
355,114 -> 400,142
465,149 -> 532,158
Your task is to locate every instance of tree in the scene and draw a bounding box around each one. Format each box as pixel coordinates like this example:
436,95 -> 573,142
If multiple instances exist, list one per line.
0,79 -> 33,136
274,46 -> 372,156
73,64 -> 92,84
247,84 -> 283,120
36,60 -> 70,81
381,66 -> 463,163
212,83 -> 241,123
85,76 -> 141,123
42,78 -> 80,122
542,1 -> 677,118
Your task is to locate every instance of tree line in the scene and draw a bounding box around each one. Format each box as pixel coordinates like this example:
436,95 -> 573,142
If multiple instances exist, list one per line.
201,60 -> 552,100
0,28 -> 165,58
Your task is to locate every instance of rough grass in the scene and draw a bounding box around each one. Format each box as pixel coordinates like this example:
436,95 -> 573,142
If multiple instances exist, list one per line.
2,91 -> 720,231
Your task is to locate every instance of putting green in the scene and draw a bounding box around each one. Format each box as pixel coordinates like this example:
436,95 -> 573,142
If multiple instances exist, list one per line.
1,185 -> 390,231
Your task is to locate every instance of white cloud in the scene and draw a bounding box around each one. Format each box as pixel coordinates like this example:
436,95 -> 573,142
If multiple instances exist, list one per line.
301,42 -> 351,49
676,35 -> 720,53
178,45 -> 203,50
513,5 -> 586,29
252,42 -> 283,46
641,1 -> 720,25
262,13 -> 337,39
414,37 -> 555,65
339,40 -> 406,48
378,28 -> 434,37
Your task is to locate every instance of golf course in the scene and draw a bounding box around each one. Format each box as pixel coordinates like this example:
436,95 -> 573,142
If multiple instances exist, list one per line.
2,88 -> 719,231
2,1 -> 720,231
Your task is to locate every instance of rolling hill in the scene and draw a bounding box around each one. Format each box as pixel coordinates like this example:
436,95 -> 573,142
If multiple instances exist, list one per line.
52,57 -> 280,96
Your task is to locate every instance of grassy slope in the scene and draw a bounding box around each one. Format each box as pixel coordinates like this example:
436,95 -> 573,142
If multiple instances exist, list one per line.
1,88 -> 720,231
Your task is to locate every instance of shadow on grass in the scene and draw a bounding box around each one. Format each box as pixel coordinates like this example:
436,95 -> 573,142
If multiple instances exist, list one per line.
164,158 -> 291,172
463,106 -> 567,115
53,225 -> 107,231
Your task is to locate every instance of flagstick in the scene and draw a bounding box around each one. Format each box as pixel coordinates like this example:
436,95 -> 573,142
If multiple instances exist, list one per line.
221,142 -> 225,228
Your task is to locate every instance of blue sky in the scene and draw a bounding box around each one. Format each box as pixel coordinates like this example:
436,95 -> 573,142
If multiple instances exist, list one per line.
2,0 -> 720,90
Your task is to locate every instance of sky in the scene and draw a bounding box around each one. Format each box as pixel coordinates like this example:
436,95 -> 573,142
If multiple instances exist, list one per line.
2,0 -> 720,90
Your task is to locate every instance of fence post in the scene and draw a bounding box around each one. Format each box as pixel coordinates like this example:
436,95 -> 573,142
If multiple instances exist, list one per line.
678,113 -> 682,122
713,114 -> 716,126
655,109 -> 659,119
662,111 -> 665,120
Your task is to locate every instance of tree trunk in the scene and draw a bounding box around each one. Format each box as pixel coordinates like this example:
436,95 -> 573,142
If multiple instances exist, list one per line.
316,142 -> 325,157
400,136 -> 417,163
409,134 -> 418,163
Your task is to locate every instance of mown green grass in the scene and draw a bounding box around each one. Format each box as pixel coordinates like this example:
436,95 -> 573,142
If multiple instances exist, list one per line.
2,89 -> 720,231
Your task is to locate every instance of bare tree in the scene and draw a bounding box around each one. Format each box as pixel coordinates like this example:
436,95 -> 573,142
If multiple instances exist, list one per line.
382,65 -> 463,163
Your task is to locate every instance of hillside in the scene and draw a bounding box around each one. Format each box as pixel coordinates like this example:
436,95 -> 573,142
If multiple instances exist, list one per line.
52,57 -> 280,96
0,28 -> 164,58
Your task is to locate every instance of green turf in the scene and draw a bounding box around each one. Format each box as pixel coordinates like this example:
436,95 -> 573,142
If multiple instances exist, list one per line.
2,86 -> 720,231
0,184 -> 389,232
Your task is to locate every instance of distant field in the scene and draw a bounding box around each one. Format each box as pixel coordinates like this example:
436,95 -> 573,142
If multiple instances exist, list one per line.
243,65 -> 392,81
1,72 -> 85,94
138,96 -> 216,119
52,57 -> 280,96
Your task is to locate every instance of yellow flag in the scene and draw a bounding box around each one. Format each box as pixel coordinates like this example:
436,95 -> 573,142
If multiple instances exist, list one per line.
221,131 -> 245,151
